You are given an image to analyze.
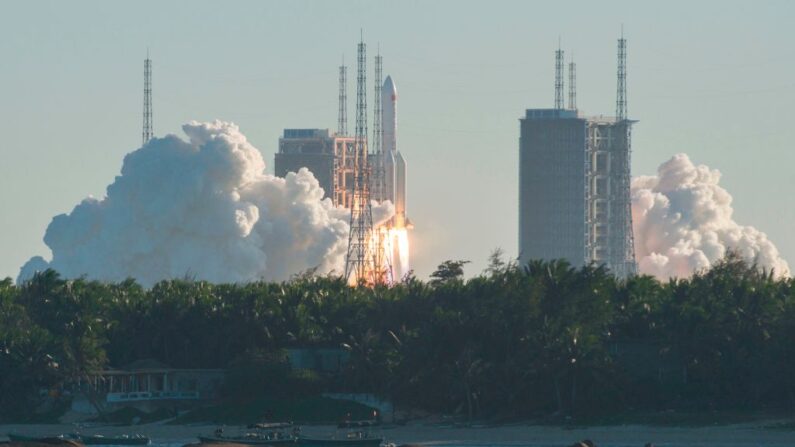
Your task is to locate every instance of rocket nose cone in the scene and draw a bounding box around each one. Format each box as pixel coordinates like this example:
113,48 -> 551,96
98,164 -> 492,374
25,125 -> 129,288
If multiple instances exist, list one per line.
383,75 -> 396,96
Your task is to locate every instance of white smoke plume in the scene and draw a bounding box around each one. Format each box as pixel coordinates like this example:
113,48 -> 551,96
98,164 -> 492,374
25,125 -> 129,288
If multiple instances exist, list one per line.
632,153 -> 789,279
19,120 -> 394,286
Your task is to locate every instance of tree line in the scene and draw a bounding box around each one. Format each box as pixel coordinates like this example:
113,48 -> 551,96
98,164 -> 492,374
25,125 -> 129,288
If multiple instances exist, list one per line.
2,251 -> 795,422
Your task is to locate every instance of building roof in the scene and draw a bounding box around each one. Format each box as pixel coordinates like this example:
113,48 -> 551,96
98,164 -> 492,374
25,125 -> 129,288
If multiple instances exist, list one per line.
123,358 -> 171,371
524,109 -> 580,120
522,109 -> 638,125
100,358 -> 223,374
283,129 -> 331,139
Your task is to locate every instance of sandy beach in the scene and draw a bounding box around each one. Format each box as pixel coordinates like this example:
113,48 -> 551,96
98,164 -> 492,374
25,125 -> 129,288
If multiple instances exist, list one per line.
2,422 -> 794,447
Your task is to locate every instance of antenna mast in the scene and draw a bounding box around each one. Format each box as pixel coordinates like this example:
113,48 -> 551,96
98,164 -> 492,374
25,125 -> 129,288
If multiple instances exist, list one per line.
338,56 -> 347,135
554,41 -> 564,109
616,29 -> 637,277
568,58 -> 576,110
372,47 -> 384,201
344,35 -> 377,284
616,29 -> 627,120
142,51 -> 153,145
371,47 -> 392,283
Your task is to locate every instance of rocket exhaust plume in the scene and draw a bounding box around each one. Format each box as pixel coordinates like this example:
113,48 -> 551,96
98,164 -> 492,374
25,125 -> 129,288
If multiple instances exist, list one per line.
632,154 -> 789,279
19,120 -> 394,286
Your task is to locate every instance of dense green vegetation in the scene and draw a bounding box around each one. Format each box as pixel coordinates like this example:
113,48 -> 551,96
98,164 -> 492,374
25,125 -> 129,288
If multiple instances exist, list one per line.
2,251 -> 795,422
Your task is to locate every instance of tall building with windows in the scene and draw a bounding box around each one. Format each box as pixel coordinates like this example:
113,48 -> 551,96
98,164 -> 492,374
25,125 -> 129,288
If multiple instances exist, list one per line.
519,109 -> 587,266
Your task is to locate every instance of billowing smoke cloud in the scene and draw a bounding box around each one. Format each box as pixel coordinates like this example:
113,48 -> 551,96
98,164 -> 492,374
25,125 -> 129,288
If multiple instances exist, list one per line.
632,153 -> 789,279
19,121 -> 394,286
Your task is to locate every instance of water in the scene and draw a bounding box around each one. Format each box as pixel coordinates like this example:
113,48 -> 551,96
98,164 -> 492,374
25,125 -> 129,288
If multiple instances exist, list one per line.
4,430 -> 793,447
134,442 -> 785,447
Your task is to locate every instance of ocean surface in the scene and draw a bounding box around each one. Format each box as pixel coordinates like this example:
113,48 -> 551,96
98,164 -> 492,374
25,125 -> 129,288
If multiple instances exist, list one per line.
92,444 -> 645,447
4,426 -> 793,447
37,442 -> 776,447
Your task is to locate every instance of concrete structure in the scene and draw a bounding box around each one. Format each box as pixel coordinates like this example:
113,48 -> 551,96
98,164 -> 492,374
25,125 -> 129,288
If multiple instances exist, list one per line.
275,129 -> 355,207
519,109 -> 636,277
519,109 -> 587,266
70,359 -> 224,415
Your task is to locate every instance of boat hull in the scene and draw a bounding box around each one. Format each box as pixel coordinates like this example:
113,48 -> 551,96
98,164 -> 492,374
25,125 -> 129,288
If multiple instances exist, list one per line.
298,438 -> 383,447
198,436 -> 296,446
7,434 -> 83,446
77,436 -> 150,446
8,434 -> 65,443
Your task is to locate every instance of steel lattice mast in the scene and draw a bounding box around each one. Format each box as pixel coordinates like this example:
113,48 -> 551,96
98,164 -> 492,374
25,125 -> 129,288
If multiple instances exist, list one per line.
568,59 -> 576,110
371,47 -> 393,283
372,47 -> 384,201
616,30 -> 627,120
554,41 -> 564,109
615,30 -> 637,277
142,50 -> 153,145
344,35 -> 377,284
338,56 -> 347,136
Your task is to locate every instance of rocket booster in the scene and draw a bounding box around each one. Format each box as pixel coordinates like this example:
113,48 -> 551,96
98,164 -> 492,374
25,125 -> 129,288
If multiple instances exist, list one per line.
381,75 -> 408,228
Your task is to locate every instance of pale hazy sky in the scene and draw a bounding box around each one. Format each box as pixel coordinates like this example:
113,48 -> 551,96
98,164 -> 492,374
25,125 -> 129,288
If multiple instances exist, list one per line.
1,0 -> 794,281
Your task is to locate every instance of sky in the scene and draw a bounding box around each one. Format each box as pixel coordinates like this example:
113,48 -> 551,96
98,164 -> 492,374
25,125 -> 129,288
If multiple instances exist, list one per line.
1,0 -> 794,281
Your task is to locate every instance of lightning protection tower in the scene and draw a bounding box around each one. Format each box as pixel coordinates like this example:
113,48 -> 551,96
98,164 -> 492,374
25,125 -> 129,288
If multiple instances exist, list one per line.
142,51 -> 153,145
554,42 -> 564,109
338,57 -> 348,136
372,48 -> 384,201
568,59 -> 576,110
344,35 -> 377,284
616,31 -> 627,120
613,30 -> 637,277
371,48 -> 392,283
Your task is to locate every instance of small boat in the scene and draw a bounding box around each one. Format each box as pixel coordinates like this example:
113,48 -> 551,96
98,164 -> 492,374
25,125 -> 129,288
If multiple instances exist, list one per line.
8,434 -> 68,443
8,433 -> 149,446
246,423 -> 294,431
298,434 -> 383,447
199,423 -> 297,446
299,421 -> 383,447
197,436 -> 295,446
335,422 -> 378,429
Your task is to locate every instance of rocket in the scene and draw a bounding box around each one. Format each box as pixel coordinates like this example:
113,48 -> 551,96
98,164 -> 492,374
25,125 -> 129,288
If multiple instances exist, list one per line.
380,75 -> 411,280
381,75 -> 410,229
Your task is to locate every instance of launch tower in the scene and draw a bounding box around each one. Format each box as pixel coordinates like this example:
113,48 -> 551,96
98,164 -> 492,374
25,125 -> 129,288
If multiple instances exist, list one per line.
372,49 -> 385,202
518,36 -> 637,278
274,38 -> 410,285
344,36 -> 378,284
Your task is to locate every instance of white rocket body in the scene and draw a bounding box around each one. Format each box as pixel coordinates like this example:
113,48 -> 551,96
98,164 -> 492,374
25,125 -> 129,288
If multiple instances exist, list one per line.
381,75 -> 407,227
381,75 -> 410,279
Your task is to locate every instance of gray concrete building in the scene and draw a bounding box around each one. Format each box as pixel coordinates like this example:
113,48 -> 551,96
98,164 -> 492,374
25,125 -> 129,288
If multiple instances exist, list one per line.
519,109 -> 587,266
275,129 -> 354,206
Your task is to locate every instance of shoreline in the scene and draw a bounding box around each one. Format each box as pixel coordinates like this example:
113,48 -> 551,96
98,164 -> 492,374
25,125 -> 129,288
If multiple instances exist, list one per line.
1,422 -> 794,447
